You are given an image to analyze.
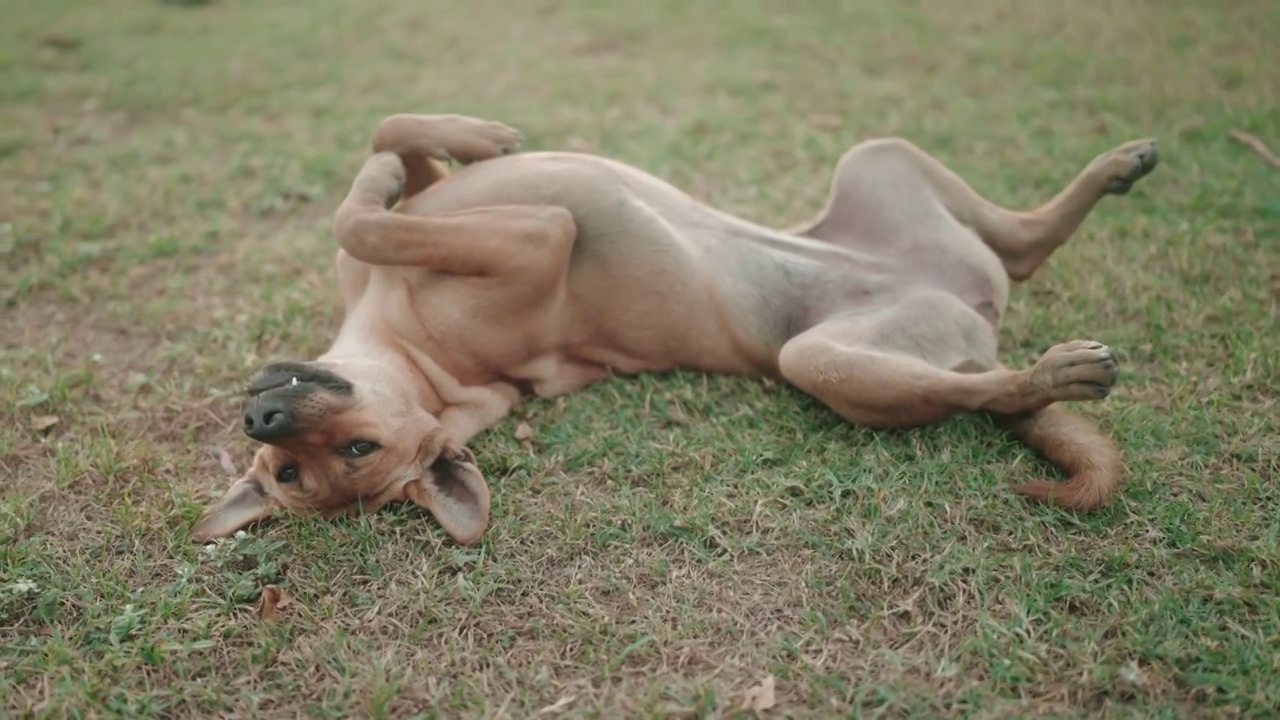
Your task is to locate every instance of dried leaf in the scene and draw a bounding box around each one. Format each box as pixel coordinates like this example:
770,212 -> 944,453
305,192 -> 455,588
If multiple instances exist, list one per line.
212,446 -> 239,478
741,674 -> 777,713
533,695 -> 576,717
31,415 -> 60,433
515,421 -> 535,448
1229,129 -> 1280,169
255,585 -> 293,621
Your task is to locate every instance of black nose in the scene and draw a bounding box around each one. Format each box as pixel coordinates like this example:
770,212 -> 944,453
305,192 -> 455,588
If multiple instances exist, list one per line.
243,399 -> 294,441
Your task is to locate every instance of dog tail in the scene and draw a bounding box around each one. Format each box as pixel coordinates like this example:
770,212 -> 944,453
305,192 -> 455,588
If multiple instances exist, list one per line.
1005,405 -> 1124,511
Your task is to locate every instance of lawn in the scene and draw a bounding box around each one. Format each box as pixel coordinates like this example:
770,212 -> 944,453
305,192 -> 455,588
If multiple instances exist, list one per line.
2,0 -> 1278,717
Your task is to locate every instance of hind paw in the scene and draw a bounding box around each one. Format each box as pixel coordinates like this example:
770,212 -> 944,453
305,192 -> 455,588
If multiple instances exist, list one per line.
1032,340 -> 1120,402
1093,139 -> 1158,195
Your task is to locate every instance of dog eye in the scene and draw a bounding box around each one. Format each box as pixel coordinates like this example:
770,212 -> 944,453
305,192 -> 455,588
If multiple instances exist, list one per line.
276,464 -> 300,483
339,440 -> 380,459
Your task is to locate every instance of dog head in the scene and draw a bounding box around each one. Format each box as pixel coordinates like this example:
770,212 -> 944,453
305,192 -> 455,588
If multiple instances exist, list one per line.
191,359 -> 489,544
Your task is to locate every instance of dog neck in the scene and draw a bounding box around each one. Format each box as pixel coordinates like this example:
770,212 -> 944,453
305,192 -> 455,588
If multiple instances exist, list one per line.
321,306 -> 522,445
391,337 -> 519,414
320,330 -> 516,429
317,323 -> 448,412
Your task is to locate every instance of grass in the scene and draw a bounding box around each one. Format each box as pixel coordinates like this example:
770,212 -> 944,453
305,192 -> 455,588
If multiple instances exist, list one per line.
2,0 -> 1278,717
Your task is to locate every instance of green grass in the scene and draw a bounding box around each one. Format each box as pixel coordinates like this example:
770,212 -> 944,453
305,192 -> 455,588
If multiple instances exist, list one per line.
2,0 -> 1278,717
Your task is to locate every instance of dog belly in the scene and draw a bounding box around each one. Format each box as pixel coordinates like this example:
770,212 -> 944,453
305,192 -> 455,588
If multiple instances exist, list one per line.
900,232 -> 1010,328
405,152 -> 1006,368
818,201 -> 1012,328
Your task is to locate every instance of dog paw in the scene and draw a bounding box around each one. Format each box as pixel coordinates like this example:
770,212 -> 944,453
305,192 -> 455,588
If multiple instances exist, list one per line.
475,119 -> 523,157
1094,139 -> 1158,195
363,151 -> 407,208
1032,340 -> 1120,402
428,115 -> 523,165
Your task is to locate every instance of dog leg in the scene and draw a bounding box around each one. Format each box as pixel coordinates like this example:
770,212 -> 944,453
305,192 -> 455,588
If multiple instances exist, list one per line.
777,292 -> 1124,510
332,151 -> 576,275
779,295 -> 1118,426
370,113 -> 522,200
799,138 -> 1158,281
780,336 -> 1119,425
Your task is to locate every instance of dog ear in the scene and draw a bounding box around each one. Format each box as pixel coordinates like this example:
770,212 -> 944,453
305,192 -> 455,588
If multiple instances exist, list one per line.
401,447 -> 491,545
191,476 -> 277,541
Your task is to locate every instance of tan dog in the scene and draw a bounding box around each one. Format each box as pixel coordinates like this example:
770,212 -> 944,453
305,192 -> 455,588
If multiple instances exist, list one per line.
192,113 -> 1158,543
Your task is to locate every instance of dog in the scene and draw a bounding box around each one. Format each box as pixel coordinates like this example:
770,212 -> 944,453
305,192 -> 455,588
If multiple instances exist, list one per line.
191,113 -> 1157,543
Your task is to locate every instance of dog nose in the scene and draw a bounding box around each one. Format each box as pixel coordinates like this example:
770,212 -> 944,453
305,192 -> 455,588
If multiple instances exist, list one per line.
243,400 -> 294,441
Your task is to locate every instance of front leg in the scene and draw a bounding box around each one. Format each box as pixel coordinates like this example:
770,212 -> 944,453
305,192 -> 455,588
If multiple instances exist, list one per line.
439,382 -> 523,446
332,152 -> 577,275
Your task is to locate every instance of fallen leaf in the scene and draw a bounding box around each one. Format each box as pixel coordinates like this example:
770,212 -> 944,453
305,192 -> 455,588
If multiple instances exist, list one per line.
31,415 -> 60,433
255,585 -> 293,621
1229,129 -> 1280,169
515,421 -> 535,448
212,446 -> 239,478
741,674 -> 777,713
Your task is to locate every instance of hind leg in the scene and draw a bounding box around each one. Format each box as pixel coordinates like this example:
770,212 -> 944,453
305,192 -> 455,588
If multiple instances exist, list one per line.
779,293 -> 1127,511
796,138 -> 1158,281
777,293 -> 1121,429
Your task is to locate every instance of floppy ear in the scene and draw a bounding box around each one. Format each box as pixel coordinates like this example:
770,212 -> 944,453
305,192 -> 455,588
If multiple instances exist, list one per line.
401,447 -> 491,545
191,476 -> 277,541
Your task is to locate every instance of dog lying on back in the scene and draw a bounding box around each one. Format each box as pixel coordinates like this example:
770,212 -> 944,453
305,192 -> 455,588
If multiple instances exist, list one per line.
193,113 -> 1157,543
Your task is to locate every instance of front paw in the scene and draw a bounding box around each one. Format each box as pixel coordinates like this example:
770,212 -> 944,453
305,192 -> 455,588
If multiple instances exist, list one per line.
430,115 -> 523,165
364,151 -> 408,208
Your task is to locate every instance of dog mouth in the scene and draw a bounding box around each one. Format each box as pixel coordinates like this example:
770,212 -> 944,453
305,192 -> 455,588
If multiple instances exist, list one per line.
246,362 -> 354,398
